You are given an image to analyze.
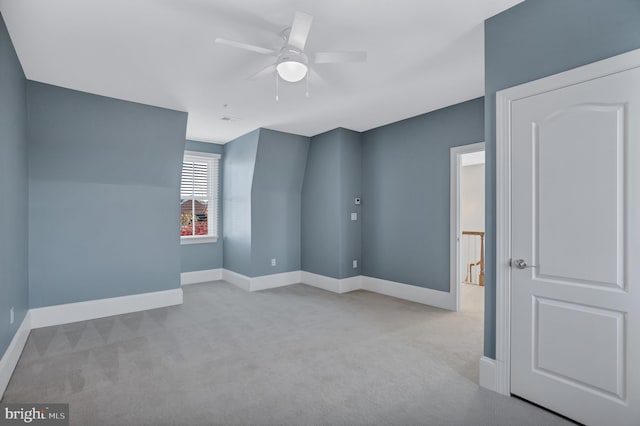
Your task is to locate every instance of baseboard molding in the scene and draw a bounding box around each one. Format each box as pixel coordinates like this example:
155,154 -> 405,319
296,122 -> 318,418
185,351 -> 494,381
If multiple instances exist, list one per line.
181,268 -> 223,285
339,275 -> 363,293
300,271 -> 342,293
29,288 -> 184,329
360,276 -> 455,310
222,269 -> 302,292
0,311 -> 31,400
296,272 -> 455,309
300,272 -> 363,294
479,356 -> 498,392
222,269 -> 251,291
251,271 -> 301,292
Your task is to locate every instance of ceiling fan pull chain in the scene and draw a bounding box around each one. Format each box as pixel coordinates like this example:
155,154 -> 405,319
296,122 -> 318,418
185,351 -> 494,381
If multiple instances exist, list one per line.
306,72 -> 310,98
275,72 -> 279,101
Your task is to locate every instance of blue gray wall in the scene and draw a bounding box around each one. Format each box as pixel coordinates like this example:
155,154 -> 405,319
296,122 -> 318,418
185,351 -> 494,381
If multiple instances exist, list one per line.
181,140 -> 224,273
251,129 -> 309,277
27,82 -> 187,308
302,130 -> 341,278
302,128 -> 362,279
483,0 -> 640,359
0,13 -> 29,357
337,130 -> 362,279
222,130 -> 259,276
361,98 -> 484,291
222,128 -> 309,277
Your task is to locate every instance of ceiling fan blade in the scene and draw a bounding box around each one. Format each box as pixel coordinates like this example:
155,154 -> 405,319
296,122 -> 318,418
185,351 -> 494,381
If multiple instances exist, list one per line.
215,38 -> 276,55
248,64 -> 276,80
288,12 -> 313,50
312,51 -> 367,64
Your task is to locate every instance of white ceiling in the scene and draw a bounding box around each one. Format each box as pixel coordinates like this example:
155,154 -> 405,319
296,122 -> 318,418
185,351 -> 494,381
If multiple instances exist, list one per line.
0,0 -> 522,143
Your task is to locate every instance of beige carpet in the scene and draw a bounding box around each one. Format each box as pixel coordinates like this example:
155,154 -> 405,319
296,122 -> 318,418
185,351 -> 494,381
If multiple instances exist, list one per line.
3,281 -> 571,425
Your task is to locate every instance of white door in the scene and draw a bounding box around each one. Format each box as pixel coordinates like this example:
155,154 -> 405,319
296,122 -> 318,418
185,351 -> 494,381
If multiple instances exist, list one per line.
510,65 -> 640,425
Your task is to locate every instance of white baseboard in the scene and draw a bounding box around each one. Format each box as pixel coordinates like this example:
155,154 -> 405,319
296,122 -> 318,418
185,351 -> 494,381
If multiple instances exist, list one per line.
222,269 -> 301,292
479,356 -> 498,392
300,271 -> 342,293
360,276 -> 455,310
251,271 -> 301,291
29,288 -> 183,329
299,272 -> 454,309
339,275 -> 363,293
300,272 -> 363,294
181,268 -> 223,285
0,311 -> 31,399
221,271 -> 454,310
222,269 -> 251,291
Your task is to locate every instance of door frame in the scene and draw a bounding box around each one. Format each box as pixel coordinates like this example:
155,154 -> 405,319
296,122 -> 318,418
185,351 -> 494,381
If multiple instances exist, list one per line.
494,47 -> 640,396
450,142 -> 485,312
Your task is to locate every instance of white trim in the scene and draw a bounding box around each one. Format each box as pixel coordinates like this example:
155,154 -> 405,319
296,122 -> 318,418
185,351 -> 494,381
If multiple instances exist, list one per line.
0,311 -> 31,399
479,356 -> 498,392
225,271 -> 453,310
301,273 -> 454,307
184,150 -> 220,159
301,271 -> 342,293
181,268 -> 223,285
222,269 -> 252,291
339,275 -> 363,293
494,47 -> 640,397
180,236 -> 218,245
250,271 -> 301,291
29,289 -> 183,329
300,271 -> 362,294
220,269 -> 301,292
360,276 -> 455,311
450,142 -> 485,313
495,84 -> 513,396
181,150 -> 220,241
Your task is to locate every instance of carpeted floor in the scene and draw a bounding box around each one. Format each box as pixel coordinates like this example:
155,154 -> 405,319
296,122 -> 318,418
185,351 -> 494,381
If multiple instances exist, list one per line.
3,282 -> 571,425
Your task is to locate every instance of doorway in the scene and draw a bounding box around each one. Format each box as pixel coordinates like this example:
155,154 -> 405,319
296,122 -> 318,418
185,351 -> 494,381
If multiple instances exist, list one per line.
450,142 -> 485,312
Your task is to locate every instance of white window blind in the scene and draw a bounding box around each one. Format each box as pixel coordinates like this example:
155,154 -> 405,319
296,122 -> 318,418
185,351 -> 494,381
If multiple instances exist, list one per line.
180,152 -> 220,240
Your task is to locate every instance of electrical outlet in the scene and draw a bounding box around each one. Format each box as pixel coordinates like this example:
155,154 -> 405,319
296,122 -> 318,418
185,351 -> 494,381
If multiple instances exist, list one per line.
353,260 -> 358,269
355,197 -> 361,205
10,307 -> 14,325
271,258 -> 276,266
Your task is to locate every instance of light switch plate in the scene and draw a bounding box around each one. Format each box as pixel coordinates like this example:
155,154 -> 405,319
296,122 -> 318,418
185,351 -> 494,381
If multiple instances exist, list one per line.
351,212 -> 357,221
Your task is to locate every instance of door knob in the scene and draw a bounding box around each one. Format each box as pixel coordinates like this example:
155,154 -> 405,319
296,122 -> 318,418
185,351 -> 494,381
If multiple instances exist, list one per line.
512,259 -> 537,269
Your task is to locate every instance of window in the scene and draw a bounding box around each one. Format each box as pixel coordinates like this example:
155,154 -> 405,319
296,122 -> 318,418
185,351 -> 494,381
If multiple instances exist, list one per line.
180,151 -> 220,244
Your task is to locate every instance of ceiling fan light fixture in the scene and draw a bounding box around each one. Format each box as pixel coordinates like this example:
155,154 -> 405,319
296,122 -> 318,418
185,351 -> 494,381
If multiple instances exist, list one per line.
276,60 -> 307,82
276,52 -> 308,82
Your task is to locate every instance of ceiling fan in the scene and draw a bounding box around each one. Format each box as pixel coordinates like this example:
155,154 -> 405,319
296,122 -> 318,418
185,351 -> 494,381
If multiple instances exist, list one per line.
215,12 -> 367,85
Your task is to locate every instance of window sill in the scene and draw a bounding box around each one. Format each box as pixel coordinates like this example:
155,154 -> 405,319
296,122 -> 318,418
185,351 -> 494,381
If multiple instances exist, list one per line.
180,236 -> 219,245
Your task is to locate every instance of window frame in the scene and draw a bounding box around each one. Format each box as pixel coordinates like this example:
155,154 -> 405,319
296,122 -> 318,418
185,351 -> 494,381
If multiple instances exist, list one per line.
180,150 -> 220,245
